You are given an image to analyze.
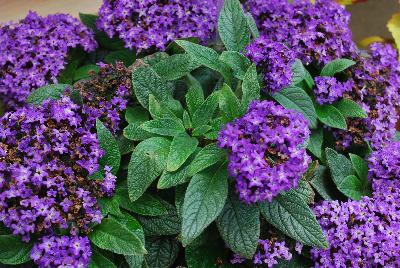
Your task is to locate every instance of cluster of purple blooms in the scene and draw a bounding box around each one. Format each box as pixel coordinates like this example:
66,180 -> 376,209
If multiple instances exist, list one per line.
218,100 -> 311,203
314,77 -> 354,105
245,0 -> 357,65
0,11 -> 97,110
96,0 -> 217,52
30,235 -> 92,267
246,37 -> 295,93
368,141 -> 400,182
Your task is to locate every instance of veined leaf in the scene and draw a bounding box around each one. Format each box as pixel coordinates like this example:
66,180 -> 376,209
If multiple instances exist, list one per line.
320,58 -> 356,77
27,84 -> 70,105
141,118 -> 185,137
291,59 -> 307,85
96,119 -> 121,174
153,54 -> 200,81
145,237 -> 180,268
241,64 -> 260,108
307,129 -> 323,159
0,235 -> 32,265
334,98 -> 367,118
218,83 -> 243,121
167,133 -> 198,172
325,148 -> 355,186
89,247 -> 117,268
191,92 -> 219,128
187,144 -> 226,176
219,51 -> 251,80
315,104 -> 347,130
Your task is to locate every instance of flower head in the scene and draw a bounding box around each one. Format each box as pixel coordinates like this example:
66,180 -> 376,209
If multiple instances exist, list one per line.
314,77 -> 354,105
368,141 -> 400,183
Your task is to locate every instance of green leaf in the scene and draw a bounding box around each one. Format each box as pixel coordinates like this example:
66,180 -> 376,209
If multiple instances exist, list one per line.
192,125 -> 212,137
125,106 -> 149,124
175,184 -> 187,218
79,13 -> 97,30
125,255 -> 145,268
218,0 -> 250,51
104,49 -> 136,66
291,180 -> 315,204
291,59 -> 306,85
259,192 -> 327,248
145,237 -> 180,268
74,64 -> 99,81
186,76 -> 205,116
97,197 -> 123,217
127,137 -> 171,201
175,40 -> 232,84
325,148 -> 355,186
185,237 -> 229,268
272,86 -> 318,128
0,235 -> 32,265
27,84 -> 70,105
153,54 -> 200,81
245,12 -> 260,39
141,118 -> 185,137
216,193 -> 260,258
309,165 -> 337,201
307,129 -> 323,159
96,120 -> 121,174
315,104 -> 347,130
167,133 -> 198,172
321,58 -> 356,77
123,123 -> 154,141
117,137 -> 136,155
334,98 -> 367,118
148,94 -> 178,120
191,92 -> 219,128
219,51 -> 251,80
241,64 -> 260,108
181,163 -> 228,245
337,175 -> 364,200
89,218 -> 146,255
349,153 -> 368,180
183,110 -> 191,129
89,247 -> 117,268
187,144 -> 226,176
275,254 -> 312,268
219,83 -> 243,121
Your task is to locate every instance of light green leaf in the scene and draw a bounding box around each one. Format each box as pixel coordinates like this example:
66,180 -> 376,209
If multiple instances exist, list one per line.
96,120 -> 121,174
216,193 -> 260,258
334,98 -> 367,118
245,12 -> 260,39
141,118 -> 185,137
127,137 -> 171,201
187,144 -> 226,176
167,133 -> 198,172
272,86 -> 318,128
291,59 -> 306,85
123,123 -> 154,141
27,84 -> 70,105
219,83 -> 243,121
153,54 -> 200,81
310,165 -> 337,201
192,125 -> 212,137
148,94 -> 178,120
145,237 -> 180,268
97,197 -> 123,217
219,51 -> 251,80
259,192 -> 327,248
307,129 -> 323,159
183,110 -> 191,129
316,105 -> 347,130
241,64 -> 260,108
181,163 -> 228,245
325,148 -> 355,186
191,92 -> 219,128
0,235 -> 32,265
349,153 -> 368,181
321,58 -> 356,77
89,247 -> 117,268
125,106 -> 149,124
337,175 -> 364,200
186,76 -> 205,116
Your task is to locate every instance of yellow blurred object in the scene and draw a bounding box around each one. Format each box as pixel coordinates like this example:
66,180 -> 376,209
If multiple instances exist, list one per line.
358,36 -> 385,48
387,12 -> 400,59
337,0 -> 367,5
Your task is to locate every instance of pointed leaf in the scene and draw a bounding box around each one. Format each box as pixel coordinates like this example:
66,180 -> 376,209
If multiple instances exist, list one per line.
145,237 -> 180,268
241,64 -> 260,108
316,104 -> 347,130
96,119 -> 121,174
334,98 -> 367,118
220,51 -> 251,80
0,235 -> 32,265
153,54 -> 200,81
187,144 -> 226,176
325,148 -> 355,186
167,134 -> 198,172
219,83 -> 243,121
321,58 -> 356,77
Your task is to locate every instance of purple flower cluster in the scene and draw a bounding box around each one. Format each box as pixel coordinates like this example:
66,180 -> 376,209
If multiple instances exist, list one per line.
314,77 -> 354,105
96,0 -> 217,52
0,11 -> 97,110
74,62 -> 131,133
245,0 -> 357,65
218,100 -> 310,203
231,239 -> 292,267
246,37 -> 295,93
0,96 -> 116,242
30,235 -> 91,267
368,141 -> 400,183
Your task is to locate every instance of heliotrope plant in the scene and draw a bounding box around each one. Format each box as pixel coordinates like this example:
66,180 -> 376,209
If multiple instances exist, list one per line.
1,0 -> 400,267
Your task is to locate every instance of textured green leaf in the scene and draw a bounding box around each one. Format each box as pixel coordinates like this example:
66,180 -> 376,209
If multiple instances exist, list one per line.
309,165 -> 337,201
216,193 -> 260,258
127,137 -> 171,201
334,98 -> 367,118
145,237 -> 180,268
245,12 -> 260,39
349,153 -> 368,180
89,247 -> 117,268
290,180 -> 315,204
89,218 -> 146,255
192,125 -> 212,137
259,192 -> 327,248
218,0 -> 250,51
181,164 -> 229,245
316,105 -> 347,130
125,255 -> 145,268
123,123 -> 154,141
219,51 -> 251,80
74,64 -> 99,81
148,94 -> 178,120
291,59 -> 306,85
0,235 -> 32,265
191,92 -> 219,128
272,86 -> 318,128
96,119 -> 121,174
185,239 -> 228,268
79,13 -> 97,30
125,106 -> 149,124
187,144 -> 226,176
337,175 -> 364,200
219,83 -> 243,121
321,58 -> 356,77
27,84 -> 70,105
141,118 -> 185,137
186,76 -> 205,116
307,129 -> 323,159
153,54 -> 200,81
97,197 -> 123,217
167,133 -> 198,172
175,40 -> 231,83
175,184 -> 187,218
325,148 -> 355,186
241,64 -> 260,108
104,49 -> 136,66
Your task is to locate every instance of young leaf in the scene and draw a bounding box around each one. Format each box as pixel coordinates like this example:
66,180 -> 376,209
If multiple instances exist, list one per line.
185,76 -> 205,116
181,164 -> 229,245
334,98 -> 368,118
148,94 -> 177,120
73,64 -> 99,81
216,192 -> 260,258
245,12 -> 260,39
349,153 -> 368,181
187,144 -> 226,176
0,235 -> 32,265
27,84 -> 70,105
89,218 -> 147,255
307,129 -> 323,159
141,118 -> 185,137
153,54 -> 200,81
167,134 -> 199,172
89,247 -> 117,268
127,137 -> 171,201
259,192 -> 328,248
337,175 -> 364,200
315,104 -> 347,130
291,59 -> 307,85
321,58 -> 356,77
272,86 -> 318,128
325,148 -> 355,186
96,120 -> 121,174
218,83 -> 243,121
241,64 -> 261,108
175,40 -> 232,84
191,92 -> 219,128
219,51 -> 251,80
145,237 -> 180,268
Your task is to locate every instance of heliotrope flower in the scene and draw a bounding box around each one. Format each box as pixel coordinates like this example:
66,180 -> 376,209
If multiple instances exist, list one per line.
314,76 -> 354,105
30,235 -> 91,268
0,96 -> 115,242
246,37 -> 295,94
245,0 -> 357,65
368,141 -> 400,183
74,62 -> 131,133
218,100 -> 310,203
96,0 -> 217,52
0,11 -> 97,110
